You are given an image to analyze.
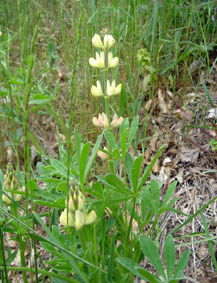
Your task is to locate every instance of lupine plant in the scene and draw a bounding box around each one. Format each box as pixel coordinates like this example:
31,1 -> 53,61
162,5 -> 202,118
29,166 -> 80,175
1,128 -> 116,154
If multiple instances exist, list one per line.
0,31 -> 190,283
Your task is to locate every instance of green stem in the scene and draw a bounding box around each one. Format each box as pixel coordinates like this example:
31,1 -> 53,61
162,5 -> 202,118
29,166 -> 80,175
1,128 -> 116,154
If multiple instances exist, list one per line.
0,266 -> 79,283
0,227 -> 9,282
18,235 -> 28,283
126,198 -> 136,257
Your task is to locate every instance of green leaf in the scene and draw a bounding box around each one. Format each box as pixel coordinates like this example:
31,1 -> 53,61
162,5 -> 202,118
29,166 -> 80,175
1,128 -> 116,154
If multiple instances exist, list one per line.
84,133 -> 103,182
125,152 -> 133,187
136,267 -> 161,282
164,235 -> 176,280
128,116 -> 139,145
161,181 -> 177,208
174,249 -> 190,280
50,159 -> 68,178
104,130 -> 116,148
79,142 -> 91,185
103,174 -> 132,195
120,129 -> 128,157
29,93 -> 56,105
41,241 -> 64,259
140,235 -> 166,280
138,144 -> 166,191
116,257 -> 147,280
132,155 -> 143,192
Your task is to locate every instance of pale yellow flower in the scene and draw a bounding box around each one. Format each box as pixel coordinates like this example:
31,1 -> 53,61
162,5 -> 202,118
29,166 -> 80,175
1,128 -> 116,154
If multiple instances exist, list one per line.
111,114 -> 124,127
92,34 -> 104,49
104,34 -> 115,49
92,113 -> 109,128
106,80 -> 122,96
85,210 -> 97,225
91,80 -> 104,97
75,210 -> 85,230
89,51 -> 105,68
59,209 -> 74,227
108,52 -> 119,68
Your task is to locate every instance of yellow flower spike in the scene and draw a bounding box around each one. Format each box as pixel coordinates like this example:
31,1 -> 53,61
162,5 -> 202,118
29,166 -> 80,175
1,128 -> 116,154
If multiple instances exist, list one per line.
97,147 -> 109,160
104,34 -> 115,50
106,80 -> 122,96
108,52 -> 119,68
75,210 -> 85,230
91,80 -> 104,97
111,114 -> 124,127
92,34 -> 104,49
59,208 -> 74,227
85,210 -> 97,225
89,51 -> 105,68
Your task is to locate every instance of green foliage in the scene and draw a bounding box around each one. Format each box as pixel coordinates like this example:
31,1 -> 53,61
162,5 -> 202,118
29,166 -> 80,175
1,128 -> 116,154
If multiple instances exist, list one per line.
117,235 -> 190,283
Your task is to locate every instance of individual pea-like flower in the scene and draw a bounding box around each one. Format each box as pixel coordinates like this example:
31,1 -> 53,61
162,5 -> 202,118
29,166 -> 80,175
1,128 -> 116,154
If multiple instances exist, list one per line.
106,80 -> 122,96
74,210 -> 85,230
85,210 -> 97,225
60,208 -> 97,230
91,80 -> 104,97
97,147 -> 109,160
108,52 -> 119,68
111,114 -> 124,127
89,51 -> 105,68
104,34 -> 115,50
92,34 -> 104,49
92,113 -> 109,128
59,208 -> 74,227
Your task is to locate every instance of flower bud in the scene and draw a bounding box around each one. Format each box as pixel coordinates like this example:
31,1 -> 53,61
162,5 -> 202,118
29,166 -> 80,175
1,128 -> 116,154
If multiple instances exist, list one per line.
67,195 -> 75,211
75,210 -> 85,230
92,34 -> 104,49
93,113 -> 109,128
2,193 -> 12,205
91,81 -> 103,97
104,34 -> 115,49
97,147 -> 109,160
111,114 -> 124,127
89,51 -> 105,68
85,210 -> 96,225
108,52 -> 119,68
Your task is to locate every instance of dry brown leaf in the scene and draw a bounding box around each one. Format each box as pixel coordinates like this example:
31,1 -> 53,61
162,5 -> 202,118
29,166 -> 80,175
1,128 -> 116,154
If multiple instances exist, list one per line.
145,99 -> 152,112
180,146 -> 200,163
158,89 -> 168,113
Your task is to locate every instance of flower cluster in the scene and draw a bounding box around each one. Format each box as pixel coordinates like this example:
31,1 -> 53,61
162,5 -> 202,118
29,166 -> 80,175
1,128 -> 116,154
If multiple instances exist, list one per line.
2,164 -> 23,205
89,32 -> 124,160
89,33 -> 121,98
93,113 -> 124,129
59,188 -> 96,230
